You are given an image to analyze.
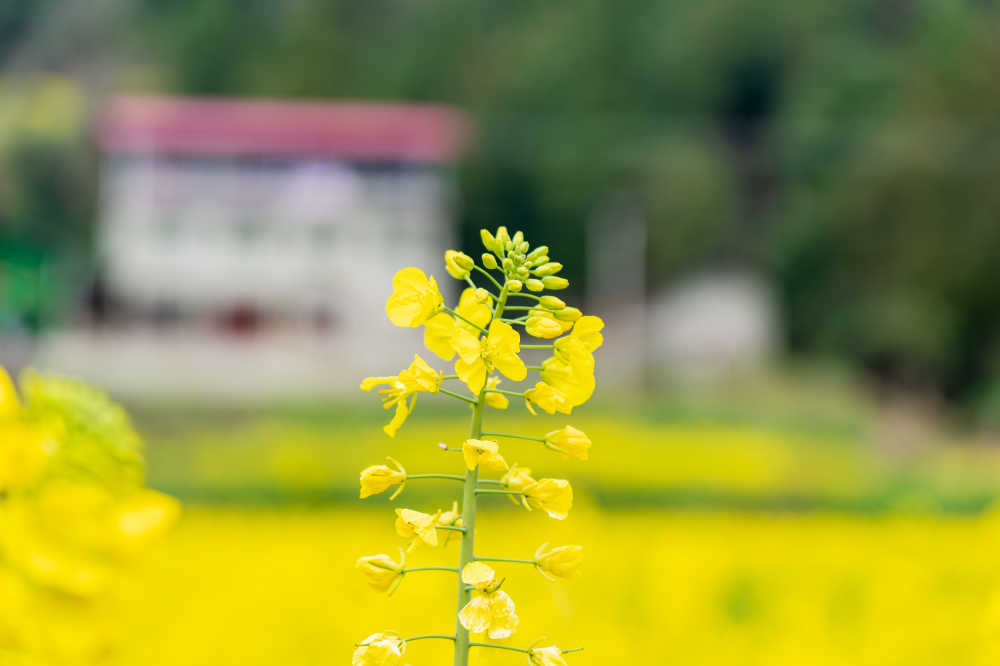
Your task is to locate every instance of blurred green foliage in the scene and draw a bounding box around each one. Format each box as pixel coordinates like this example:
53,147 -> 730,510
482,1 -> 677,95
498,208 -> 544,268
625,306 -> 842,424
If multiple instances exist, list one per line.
4,0 -> 1000,402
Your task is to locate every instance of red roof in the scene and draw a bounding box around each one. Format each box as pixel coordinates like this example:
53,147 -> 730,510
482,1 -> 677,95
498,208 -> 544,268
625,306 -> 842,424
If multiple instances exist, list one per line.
99,96 -> 470,163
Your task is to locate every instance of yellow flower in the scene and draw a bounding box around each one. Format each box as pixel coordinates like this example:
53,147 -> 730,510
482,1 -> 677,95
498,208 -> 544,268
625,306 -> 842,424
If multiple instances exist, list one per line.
529,646 -> 569,666
525,309 -> 573,339
352,632 -> 406,666
568,315 -> 604,352
501,464 -> 536,506
544,425 -> 591,461
484,376 -> 509,409
534,544 -> 583,580
356,552 -> 405,593
385,267 -> 443,327
524,382 -> 573,416
0,421 -> 55,491
394,508 -> 440,550
453,320 -> 526,394
522,478 -> 573,520
436,501 -> 463,545
359,457 -> 407,500
444,250 -> 476,279
462,439 -> 508,472
423,288 -> 494,360
461,561 -> 498,591
540,355 -> 594,408
458,567 -> 519,640
112,489 -> 181,555
361,355 -> 442,437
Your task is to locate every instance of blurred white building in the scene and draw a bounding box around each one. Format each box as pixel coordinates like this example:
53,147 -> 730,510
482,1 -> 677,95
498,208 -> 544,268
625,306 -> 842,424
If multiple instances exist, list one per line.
34,96 -> 469,400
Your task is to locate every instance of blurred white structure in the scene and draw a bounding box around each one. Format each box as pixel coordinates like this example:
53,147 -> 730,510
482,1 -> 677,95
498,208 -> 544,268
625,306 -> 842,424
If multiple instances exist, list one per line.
34,96 -> 469,400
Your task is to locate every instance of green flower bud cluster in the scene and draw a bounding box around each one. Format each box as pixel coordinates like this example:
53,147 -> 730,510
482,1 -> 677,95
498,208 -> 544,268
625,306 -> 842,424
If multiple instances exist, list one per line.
479,227 -> 569,291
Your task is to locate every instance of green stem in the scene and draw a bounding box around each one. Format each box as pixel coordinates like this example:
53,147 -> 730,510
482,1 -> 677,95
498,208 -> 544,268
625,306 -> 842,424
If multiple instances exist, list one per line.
476,479 -> 506,486
440,388 -> 477,404
444,306 -> 488,334
501,305 -> 535,311
507,292 -> 542,301
437,525 -> 466,533
480,430 -> 545,442
474,557 -> 536,565
406,634 -> 457,643
483,389 -> 525,398
468,643 -> 530,654
442,374 -> 460,380
404,567 -> 459,573
475,489 -> 523,496
526,365 -> 544,371
473,265 -> 503,291
408,474 -> 466,482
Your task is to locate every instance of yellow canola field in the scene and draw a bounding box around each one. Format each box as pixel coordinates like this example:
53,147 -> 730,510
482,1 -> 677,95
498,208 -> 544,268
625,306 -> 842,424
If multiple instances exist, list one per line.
92,506 -> 1000,666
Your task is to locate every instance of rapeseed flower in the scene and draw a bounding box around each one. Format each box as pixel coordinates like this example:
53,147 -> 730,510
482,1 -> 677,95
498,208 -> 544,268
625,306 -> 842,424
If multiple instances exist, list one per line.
452,320 -> 526,394
458,563 -> 519,640
355,552 -> 405,593
524,382 -> 573,416
385,267 -> 443,327
359,457 -> 407,500
529,646 -> 569,666
424,289 -> 493,361
544,426 -> 591,461
352,632 -> 406,666
394,508 -> 440,550
444,250 -> 476,280
361,355 -> 442,437
524,309 -> 572,339
484,377 -> 509,409
522,479 -> 573,520
534,544 -> 583,580
462,439 -> 508,472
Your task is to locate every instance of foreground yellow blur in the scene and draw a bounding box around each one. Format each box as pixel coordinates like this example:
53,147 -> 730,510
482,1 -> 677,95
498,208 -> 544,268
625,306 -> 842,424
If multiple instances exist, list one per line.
88,506 -> 1000,666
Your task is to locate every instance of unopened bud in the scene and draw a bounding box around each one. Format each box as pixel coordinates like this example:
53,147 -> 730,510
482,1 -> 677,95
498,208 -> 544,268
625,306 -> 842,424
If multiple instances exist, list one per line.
512,230 -> 524,246
495,226 -> 510,247
502,257 -> 514,272
515,266 -> 531,279
539,296 -> 566,310
437,442 -> 449,451
527,246 -> 549,261
480,229 -> 498,253
507,279 -> 523,292
482,253 -> 498,270
533,262 -> 563,277
445,250 -> 475,279
542,276 -> 569,290
517,241 -> 530,254
554,306 -> 581,322
474,288 -> 491,303
529,255 -> 550,267
525,278 -> 545,292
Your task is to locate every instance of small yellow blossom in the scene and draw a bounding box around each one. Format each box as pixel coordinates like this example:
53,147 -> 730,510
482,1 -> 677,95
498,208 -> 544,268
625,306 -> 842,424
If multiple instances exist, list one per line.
524,382 -> 573,416
501,464 -> 536,506
444,250 -> 476,279
567,315 -> 604,352
112,489 -> 181,555
361,355 -> 442,437
534,544 -> 583,580
394,508 -> 440,550
484,376 -> 509,410
352,632 -> 406,666
462,439 -> 508,472
461,561 -> 498,591
437,501 -> 463,545
522,478 -> 573,520
452,320 -> 526,394
458,570 -> 519,640
385,267 -> 443,327
529,646 -> 569,666
525,308 -> 573,339
424,289 -> 493,361
359,457 -> 407,500
540,356 -> 594,408
356,552 -> 405,593
544,426 -> 591,461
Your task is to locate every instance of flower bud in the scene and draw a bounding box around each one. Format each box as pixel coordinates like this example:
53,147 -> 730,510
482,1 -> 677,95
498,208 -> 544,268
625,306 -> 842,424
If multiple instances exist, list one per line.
474,288 -> 492,303
529,255 -> 550,267
533,262 -> 563,277
515,266 -> 531,280
541,276 -> 569,290
553,306 -> 581,322
481,229 -> 498,253
525,278 -> 545,292
444,250 -> 475,279
502,257 -> 514,272
526,245 -> 549,261
539,296 -> 566,310
481,253 -> 498,270
512,230 -> 524,246
496,226 -> 510,247
516,241 -> 530,254
507,279 -> 523,292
